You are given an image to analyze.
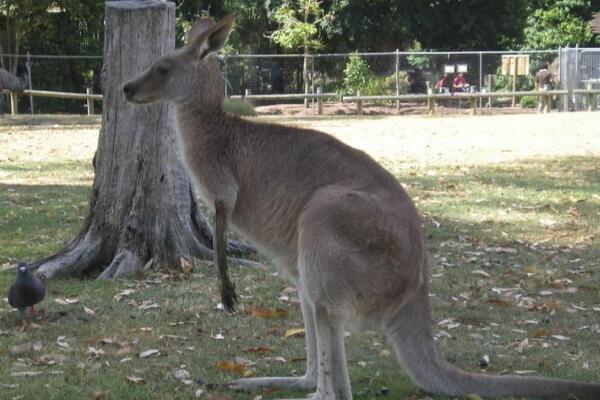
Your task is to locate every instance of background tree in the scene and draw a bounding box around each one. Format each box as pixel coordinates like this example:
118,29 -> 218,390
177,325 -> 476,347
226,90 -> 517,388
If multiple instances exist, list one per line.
35,1 -> 251,280
269,0 -> 333,105
522,0 -> 600,49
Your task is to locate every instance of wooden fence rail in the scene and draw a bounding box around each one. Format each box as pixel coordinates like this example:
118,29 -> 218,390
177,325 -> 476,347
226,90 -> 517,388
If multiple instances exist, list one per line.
3,89 -> 102,115
342,90 -> 572,115
3,87 -> 599,116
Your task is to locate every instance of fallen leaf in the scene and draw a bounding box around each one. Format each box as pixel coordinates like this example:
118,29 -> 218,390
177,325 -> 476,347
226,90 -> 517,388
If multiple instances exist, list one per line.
471,270 -> 490,278
126,376 -> 145,384
212,333 -> 225,340
551,335 -> 571,341
284,328 -> 305,338
174,368 -> 191,381
243,347 -> 273,353
207,394 -> 232,400
159,335 -> 188,341
56,336 -> 70,349
215,360 -> 247,374
139,349 -> 160,358
517,338 -> 529,354
142,258 -> 154,271
39,353 -> 66,366
90,391 -> 109,400
84,306 -> 96,316
529,329 -> 549,338
181,257 -> 193,274
87,347 -> 105,358
114,289 -> 136,301
54,298 -> 79,305
10,371 -> 42,377
247,307 -> 289,319
10,341 -> 43,355
139,302 -> 159,311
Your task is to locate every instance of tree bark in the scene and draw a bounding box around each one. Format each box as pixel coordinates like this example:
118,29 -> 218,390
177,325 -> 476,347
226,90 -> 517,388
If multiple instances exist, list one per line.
35,1 -> 252,280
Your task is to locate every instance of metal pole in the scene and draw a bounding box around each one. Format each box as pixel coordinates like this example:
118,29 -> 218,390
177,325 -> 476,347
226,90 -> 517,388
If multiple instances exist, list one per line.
26,52 -> 33,114
478,52 -> 483,108
574,44 -> 579,110
86,87 -> 94,115
395,49 -> 400,112
311,55 -> 315,109
557,47 -> 562,111
223,56 -> 228,98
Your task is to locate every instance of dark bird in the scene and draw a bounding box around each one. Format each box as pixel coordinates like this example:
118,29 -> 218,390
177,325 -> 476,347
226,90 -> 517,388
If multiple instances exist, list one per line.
8,262 -> 46,327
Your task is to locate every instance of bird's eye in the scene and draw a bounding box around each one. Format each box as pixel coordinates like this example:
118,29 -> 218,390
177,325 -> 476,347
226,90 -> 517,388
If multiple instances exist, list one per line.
156,65 -> 170,76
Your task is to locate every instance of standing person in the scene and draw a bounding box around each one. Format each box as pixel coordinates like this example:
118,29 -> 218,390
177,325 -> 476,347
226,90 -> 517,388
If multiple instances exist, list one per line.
535,62 -> 554,113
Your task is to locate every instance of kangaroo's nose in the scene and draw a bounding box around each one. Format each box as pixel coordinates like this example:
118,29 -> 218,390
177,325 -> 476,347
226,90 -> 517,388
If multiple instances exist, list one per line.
123,83 -> 133,98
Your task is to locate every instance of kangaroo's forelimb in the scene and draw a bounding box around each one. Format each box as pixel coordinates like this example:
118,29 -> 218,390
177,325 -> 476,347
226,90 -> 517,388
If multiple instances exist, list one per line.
214,200 -> 236,312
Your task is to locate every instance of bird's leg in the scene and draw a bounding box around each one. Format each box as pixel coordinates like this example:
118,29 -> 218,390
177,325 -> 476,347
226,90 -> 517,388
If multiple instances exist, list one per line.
30,305 -> 36,317
17,308 -> 28,332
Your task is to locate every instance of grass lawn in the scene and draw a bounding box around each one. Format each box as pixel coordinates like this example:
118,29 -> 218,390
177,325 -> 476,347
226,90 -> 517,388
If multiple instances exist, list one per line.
1,114 -> 600,400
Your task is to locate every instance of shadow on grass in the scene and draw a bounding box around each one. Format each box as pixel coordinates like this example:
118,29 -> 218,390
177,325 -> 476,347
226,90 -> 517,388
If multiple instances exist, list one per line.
1,156 -> 600,399
0,114 -> 101,127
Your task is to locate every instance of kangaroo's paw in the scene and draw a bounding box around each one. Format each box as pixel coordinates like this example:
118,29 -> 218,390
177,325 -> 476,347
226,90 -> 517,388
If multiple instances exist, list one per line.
226,375 -> 317,391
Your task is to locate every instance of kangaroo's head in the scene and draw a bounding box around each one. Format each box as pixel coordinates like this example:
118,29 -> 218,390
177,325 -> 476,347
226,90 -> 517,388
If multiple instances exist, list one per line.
123,14 -> 235,106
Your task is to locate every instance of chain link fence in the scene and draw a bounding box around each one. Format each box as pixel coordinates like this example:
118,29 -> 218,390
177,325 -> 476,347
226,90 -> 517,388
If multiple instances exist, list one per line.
1,48 -> 598,114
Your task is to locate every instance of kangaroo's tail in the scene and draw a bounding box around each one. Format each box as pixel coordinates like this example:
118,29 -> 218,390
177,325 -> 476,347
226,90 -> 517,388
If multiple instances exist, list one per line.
385,282 -> 600,399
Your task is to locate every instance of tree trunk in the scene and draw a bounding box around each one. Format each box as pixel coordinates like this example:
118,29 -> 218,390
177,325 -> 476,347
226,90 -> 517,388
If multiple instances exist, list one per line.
35,1 -> 251,280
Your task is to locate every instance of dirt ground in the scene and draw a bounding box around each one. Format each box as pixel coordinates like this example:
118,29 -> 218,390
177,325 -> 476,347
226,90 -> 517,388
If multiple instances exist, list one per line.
0,112 -> 598,169
255,101 -> 537,116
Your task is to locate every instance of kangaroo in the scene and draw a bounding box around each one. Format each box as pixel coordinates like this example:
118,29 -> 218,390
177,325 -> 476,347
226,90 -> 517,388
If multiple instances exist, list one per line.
123,14 -> 600,400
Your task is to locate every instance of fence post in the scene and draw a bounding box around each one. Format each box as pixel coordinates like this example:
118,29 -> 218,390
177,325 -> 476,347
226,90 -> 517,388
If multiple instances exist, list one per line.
469,96 -> 477,115
427,88 -> 434,115
317,86 -> 323,115
27,52 -> 34,114
86,87 -> 95,115
356,90 -> 363,116
10,92 -> 18,115
244,89 -> 252,106
586,82 -> 596,111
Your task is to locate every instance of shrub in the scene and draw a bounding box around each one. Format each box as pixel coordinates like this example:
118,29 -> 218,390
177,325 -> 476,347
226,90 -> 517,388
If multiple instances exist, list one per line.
223,99 -> 256,116
520,95 -> 539,108
342,53 -> 372,95
383,71 -> 410,94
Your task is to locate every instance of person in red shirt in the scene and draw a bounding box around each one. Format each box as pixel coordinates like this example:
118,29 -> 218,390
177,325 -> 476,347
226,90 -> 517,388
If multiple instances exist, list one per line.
452,73 -> 468,92
435,73 -> 450,93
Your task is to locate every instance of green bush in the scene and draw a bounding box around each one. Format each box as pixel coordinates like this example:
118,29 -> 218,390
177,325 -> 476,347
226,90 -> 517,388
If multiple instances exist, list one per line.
520,95 -> 539,108
223,99 -> 256,116
342,53 -> 372,95
383,71 -> 410,94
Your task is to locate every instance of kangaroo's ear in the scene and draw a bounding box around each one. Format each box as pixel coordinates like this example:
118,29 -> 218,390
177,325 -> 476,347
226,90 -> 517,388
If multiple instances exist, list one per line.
186,14 -> 235,59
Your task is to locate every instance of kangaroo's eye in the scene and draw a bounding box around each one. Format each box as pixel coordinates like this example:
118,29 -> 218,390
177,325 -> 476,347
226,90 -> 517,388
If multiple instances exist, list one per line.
156,65 -> 170,76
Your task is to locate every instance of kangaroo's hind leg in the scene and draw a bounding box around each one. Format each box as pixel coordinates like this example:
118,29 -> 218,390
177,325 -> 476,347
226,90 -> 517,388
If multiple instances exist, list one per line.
226,287 -> 318,391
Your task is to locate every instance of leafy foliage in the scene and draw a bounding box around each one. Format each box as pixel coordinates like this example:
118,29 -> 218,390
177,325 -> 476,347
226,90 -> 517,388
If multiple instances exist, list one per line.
342,53 -> 370,94
523,0 -> 600,49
